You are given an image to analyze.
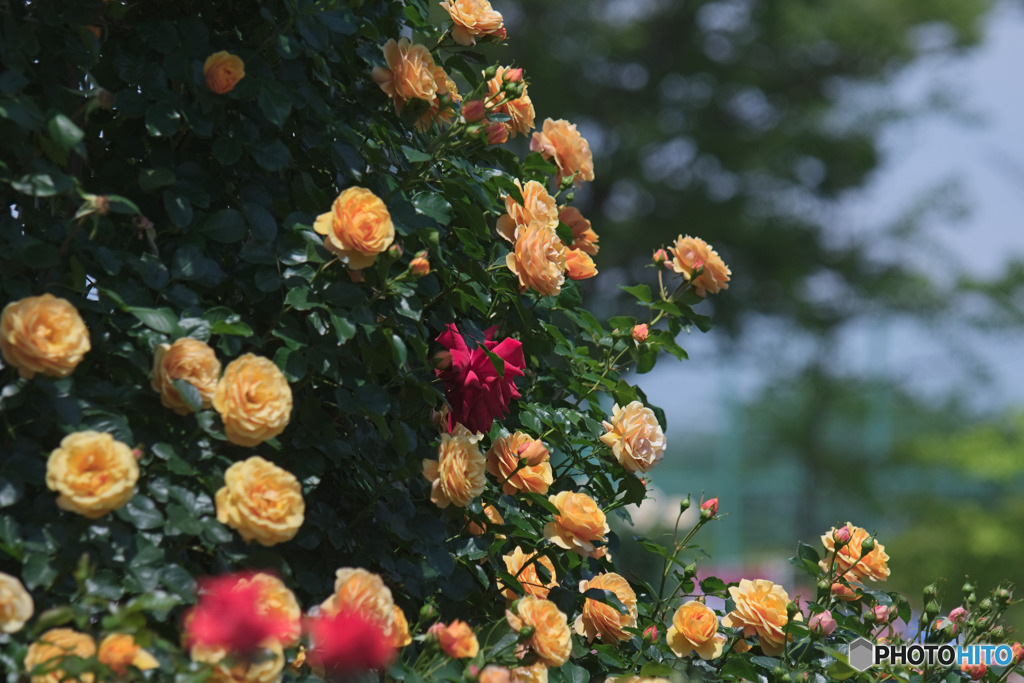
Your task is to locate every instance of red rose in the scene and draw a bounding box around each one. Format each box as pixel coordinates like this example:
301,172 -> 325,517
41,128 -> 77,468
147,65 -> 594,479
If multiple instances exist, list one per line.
308,609 -> 395,673
435,324 -> 525,434
183,572 -> 294,656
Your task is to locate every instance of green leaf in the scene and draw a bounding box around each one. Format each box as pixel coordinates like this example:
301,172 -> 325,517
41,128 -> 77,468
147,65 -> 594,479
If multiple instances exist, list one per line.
243,204 -> 278,241
23,552 -> 57,589
401,145 -> 432,163
412,192 -> 451,225
128,307 -> 180,334
583,587 -> 629,615
559,663 -> 590,683
201,209 -> 247,243
257,84 -> 293,127
172,379 -> 203,412
47,113 -> 84,155
164,191 -> 193,227
145,102 -> 181,137
251,139 -> 292,171
117,496 -> 165,530
621,284 -> 653,304
138,168 -> 176,193
639,663 -> 676,676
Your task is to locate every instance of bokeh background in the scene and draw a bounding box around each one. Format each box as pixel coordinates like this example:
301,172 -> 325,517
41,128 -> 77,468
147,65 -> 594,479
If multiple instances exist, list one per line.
467,0 -> 1024,630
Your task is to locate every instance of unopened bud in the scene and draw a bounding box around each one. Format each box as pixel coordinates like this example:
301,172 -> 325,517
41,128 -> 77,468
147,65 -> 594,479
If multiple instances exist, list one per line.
786,601 -> 800,618
484,122 -> 508,146
860,537 -> 875,555
485,27 -> 507,43
462,99 -> 487,123
816,579 -> 830,595
679,495 -> 691,512
1011,642 -> 1023,665
992,626 -> 1006,641
642,625 -> 658,643
966,592 -> 977,606
503,67 -> 523,83
631,324 -> 649,343
483,65 -> 498,80
923,584 -> 938,600
433,350 -> 452,371
996,588 -> 1012,604
873,605 -> 891,624
410,252 -> 430,277
808,611 -> 836,636
979,598 -> 993,612
131,448 -> 143,460
419,604 -> 437,621
962,581 -> 976,597
388,243 -> 403,259
426,622 -> 445,639
961,662 -> 987,681
924,600 -> 940,618
517,625 -> 535,641
949,606 -> 967,628
832,526 -> 852,546
652,248 -> 669,266
700,498 -> 718,520
683,562 -> 697,578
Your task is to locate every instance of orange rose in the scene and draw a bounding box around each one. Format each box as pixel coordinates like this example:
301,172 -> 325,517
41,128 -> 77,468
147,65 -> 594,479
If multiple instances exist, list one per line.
371,38 -> 437,113
666,601 -> 726,659
506,596 -> 571,668
437,620 -> 479,658
212,354 -> 292,447
485,66 -> 535,138
191,641 -> 284,683
323,567 -> 395,630
543,491 -> 610,559
467,503 -> 504,536
236,573 -> 302,647
389,606 -> 412,648
559,207 -> 599,255
313,186 -> 395,271
496,180 -> 559,243
565,249 -> 597,280
0,294 -> 90,379
422,426 -> 486,508
511,663 -> 548,682
150,338 -> 221,415
819,523 -> 890,583
500,546 -> 557,601
575,573 -> 638,643
203,51 -> 245,94
506,221 -> 567,297
98,634 -> 159,675
530,119 -> 595,186
479,666 -> 512,683
215,456 -> 305,546
486,431 -> 553,496
441,0 -> 504,46
599,401 -> 667,474
606,677 -> 671,683
668,235 -> 731,297
415,65 -> 462,132
721,579 -> 795,656
0,572 -> 33,633
24,628 -> 97,683
46,431 -> 138,518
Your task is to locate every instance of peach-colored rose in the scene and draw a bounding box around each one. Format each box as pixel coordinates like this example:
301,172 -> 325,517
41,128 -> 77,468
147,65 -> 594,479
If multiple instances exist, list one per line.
389,606 -> 412,648
511,663 -> 548,683
485,66 -> 535,139
961,662 -> 987,680
486,431 -> 553,496
506,221 -> 567,297
605,677 -> 671,683
505,596 -> 571,668
322,567 -> 395,631
212,354 -> 292,446
631,324 -> 649,343
565,249 -> 597,280
150,338 -> 221,415
467,503 -> 505,536
530,119 -> 595,186
313,186 -> 395,271
191,641 -> 284,683
500,546 -> 557,601
496,180 -> 559,243
543,491 -> 610,559
0,294 -> 90,379
46,431 -> 138,518
437,620 -> 479,658
830,581 -> 860,601
559,207 -> 599,255
441,0 -> 504,46
819,523 -> 890,583
215,456 -> 305,546
599,401 -> 666,475
0,573 -> 32,634
371,38 -> 437,113
721,579 -> 795,656
668,235 -> 731,297
98,634 -> 159,675
415,65 -> 462,131
24,628 -> 97,683
479,665 -> 512,683
423,426 -> 486,508
236,573 -> 302,647
666,601 -> 726,659
204,51 -> 245,94
575,573 -> 638,643
410,252 -> 431,277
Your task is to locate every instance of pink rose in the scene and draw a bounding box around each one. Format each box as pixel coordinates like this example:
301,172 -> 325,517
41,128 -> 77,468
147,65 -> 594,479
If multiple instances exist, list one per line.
808,610 -> 836,636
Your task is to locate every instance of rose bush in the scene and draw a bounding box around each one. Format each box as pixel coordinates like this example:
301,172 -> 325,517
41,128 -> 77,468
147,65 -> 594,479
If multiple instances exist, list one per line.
0,1 -> 1019,682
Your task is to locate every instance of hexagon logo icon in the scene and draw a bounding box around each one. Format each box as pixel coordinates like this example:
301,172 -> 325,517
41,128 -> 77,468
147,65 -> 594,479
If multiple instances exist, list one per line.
848,637 -> 875,672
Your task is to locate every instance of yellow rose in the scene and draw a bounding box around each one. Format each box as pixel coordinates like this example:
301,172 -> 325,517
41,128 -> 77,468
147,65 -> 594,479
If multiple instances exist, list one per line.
499,546 -> 557,601
191,641 -> 283,683
422,426 -> 486,508
543,490 -> 610,560
203,51 -> 245,94
437,619 -> 479,658
215,456 -> 304,546
236,573 -> 302,647
440,0 -> 504,46
599,401 -> 667,474
150,338 -> 221,415
323,567 -> 395,630
565,249 -> 598,281
666,601 -> 726,659
575,572 -> 638,643
24,628 -> 97,683
721,579 -> 795,656
486,431 -> 553,496
505,221 -> 567,297
668,235 -> 731,297
212,354 -> 292,447
496,180 -> 559,243
97,634 -> 159,675
389,605 -> 412,648
485,66 -> 535,139
46,431 -> 138,518
467,503 -> 504,536
0,294 -> 90,379
559,207 -> 599,256
511,663 -> 548,683
505,596 -> 571,668
371,38 -> 437,112
819,522 -> 890,583
313,186 -> 395,271
0,572 -> 33,633
529,119 -> 595,186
